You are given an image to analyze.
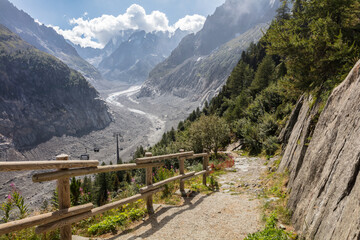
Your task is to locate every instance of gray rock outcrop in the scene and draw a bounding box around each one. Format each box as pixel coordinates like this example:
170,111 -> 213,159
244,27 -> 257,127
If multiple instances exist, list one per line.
279,60 -> 360,239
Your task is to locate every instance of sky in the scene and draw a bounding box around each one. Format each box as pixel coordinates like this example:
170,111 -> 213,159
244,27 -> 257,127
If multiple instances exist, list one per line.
9,0 -> 226,48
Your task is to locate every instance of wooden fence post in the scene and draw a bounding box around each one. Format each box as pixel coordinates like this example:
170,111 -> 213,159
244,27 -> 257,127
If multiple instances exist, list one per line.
56,154 -> 72,240
145,152 -> 154,214
179,149 -> 185,193
203,150 -> 209,186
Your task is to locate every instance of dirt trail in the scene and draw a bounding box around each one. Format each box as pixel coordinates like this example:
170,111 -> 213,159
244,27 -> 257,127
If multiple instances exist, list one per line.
107,147 -> 267,240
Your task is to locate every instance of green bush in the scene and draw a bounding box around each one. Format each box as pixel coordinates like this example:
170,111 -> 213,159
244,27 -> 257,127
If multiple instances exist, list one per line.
245,214 -> 295,240
263,136 -> 280,156
88,208 -> 146,236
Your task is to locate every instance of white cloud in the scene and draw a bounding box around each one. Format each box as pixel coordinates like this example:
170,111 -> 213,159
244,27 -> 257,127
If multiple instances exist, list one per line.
51,4 -> 206,49
174,14 -> 206,33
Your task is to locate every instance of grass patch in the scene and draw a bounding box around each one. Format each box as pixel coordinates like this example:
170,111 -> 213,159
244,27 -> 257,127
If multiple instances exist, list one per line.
245,213 -> 297,240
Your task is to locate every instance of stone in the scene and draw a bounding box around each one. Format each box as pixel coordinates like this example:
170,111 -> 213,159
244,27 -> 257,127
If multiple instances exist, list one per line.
279,224 -> 286,230
174,189 -> 195,198
279,60 -> 360,239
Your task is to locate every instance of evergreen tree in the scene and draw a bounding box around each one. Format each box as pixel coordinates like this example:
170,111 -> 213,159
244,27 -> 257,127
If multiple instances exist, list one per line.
168,127 -> 176,142
95,162 -> 109,206
177,121 -> 185,131
266,0 -> 360,91
70,177 -> 81,206
276,0 -> 290,22
249,55 -> 276,94
82,176 -> 92,196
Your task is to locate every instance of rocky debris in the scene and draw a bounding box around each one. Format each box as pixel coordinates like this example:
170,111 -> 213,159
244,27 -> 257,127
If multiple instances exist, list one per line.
279,60 -> 360,239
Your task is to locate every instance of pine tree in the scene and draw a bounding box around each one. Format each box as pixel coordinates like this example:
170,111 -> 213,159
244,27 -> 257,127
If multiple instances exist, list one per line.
95,162 -> 109,206
70,177 -> 81,206
250,55 -> 276,94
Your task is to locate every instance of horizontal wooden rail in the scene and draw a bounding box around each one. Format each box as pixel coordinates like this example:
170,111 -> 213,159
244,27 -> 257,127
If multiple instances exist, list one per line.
32,162 -> 165,182
140,171 -> 195,194
181,170 -> 208,182
0,203 -> 93,235
136,151 -> 194,164
186,153 -> 209,159
0,160 -> 99,171
35,188 -> 163,234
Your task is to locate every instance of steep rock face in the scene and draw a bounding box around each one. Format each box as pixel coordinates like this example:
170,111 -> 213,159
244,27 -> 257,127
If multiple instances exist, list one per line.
279,61 -> 360,239
98,30 -> 187,83
139,0 -> 279,100
0,25 -> 111,150
140,23 -> 269,101
0,0 -> 102,84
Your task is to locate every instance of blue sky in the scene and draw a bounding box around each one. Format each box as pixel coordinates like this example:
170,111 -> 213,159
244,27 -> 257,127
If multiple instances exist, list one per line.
9,0 -> 225,48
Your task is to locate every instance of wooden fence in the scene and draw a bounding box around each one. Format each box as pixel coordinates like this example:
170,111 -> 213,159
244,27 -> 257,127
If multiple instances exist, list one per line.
0,150 -> 210,239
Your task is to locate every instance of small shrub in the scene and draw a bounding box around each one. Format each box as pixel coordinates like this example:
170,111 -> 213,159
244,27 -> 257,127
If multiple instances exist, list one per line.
245,214 -> 296,240
88,207 -> 146,236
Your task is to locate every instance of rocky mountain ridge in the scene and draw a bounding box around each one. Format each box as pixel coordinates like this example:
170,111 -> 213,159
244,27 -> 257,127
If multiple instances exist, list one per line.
140,23 -> 269,102
71,29 -> 136,67
98,29 -> 188,83
139,0 -> 280,101
0,0 -> 103,85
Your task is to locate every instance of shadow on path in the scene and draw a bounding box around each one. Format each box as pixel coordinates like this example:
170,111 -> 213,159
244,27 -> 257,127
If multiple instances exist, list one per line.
107,193 -> 213,240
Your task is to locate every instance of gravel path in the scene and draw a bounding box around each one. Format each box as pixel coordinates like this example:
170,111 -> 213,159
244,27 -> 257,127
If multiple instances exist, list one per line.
108,149 -> 267,240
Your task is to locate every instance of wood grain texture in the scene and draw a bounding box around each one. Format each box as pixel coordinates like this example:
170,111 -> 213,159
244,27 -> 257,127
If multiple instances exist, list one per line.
0,160 -> 99,171
33,162 -> 164,182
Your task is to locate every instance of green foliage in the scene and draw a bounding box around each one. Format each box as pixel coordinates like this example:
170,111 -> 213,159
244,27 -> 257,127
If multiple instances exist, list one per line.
0,184 -> 29,222
226,61 -> 254,98
208,176 -> 219,191
70,177 -> 82,206
88,207 -> 146,236
94,162 -> 109,206
1,196 -> 13,223
51,188 -> 59,209
249,55 -> 276,94
12,191 -> 29,219
189,115 -> 230,155
266,0 -> 360,92
154,167 -> 176,198
245,214 -> 296,240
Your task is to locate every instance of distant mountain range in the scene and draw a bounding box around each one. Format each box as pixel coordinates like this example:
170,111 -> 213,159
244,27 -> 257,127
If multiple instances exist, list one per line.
0,0 -> 103,85
71,29 -> 136,67
98,29 -> 188,83
0,24 -> 111,150
139,0 -> 280,101
71,29 -> 188,84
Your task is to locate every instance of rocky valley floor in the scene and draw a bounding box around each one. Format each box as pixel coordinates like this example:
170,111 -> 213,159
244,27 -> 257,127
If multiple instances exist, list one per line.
0,84 -> 199,209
